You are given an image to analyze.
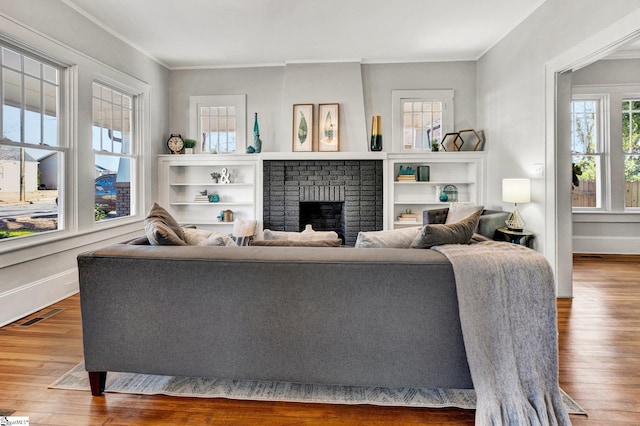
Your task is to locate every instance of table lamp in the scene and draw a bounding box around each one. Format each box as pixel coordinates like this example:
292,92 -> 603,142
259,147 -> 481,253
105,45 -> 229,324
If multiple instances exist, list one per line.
502,178 -> 531,231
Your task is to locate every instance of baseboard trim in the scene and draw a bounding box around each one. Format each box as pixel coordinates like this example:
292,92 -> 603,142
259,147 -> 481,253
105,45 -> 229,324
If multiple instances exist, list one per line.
0,268 -> 78,327
572,235 -> 640,255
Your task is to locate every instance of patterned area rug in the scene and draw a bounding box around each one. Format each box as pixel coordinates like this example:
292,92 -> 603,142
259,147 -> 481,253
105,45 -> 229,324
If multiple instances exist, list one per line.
50,362 -> 586,415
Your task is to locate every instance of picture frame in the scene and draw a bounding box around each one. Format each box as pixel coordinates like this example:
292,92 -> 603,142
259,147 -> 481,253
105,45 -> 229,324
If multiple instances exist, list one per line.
441,132 -> 464,151
318,103 -> 339,152
292,104 -> 314,152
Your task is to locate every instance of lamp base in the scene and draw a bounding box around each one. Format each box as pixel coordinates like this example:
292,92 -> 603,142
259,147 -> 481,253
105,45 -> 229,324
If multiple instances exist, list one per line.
505,205 -> 526,232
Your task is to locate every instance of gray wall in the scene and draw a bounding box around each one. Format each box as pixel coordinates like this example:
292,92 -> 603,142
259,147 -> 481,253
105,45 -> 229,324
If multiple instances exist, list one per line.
0,0 -> 169,325
477,0 -> 640,296
169,61 -> 477,153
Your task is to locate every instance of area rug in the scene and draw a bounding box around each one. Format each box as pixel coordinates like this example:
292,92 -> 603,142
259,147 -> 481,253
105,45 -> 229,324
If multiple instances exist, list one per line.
50,362 -> 586,415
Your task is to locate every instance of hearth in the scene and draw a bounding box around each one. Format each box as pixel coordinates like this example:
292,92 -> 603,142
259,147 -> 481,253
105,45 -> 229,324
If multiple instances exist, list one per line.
263,160 -> 383,246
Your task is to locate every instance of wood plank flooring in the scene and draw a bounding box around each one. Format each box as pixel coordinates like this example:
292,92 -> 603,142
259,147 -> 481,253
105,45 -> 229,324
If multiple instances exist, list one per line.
0,255 -> 638,425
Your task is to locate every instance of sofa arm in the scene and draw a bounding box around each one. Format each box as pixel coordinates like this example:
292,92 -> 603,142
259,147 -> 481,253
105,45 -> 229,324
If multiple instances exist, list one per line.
423,208 -> 449,225
477,211 -> 510,239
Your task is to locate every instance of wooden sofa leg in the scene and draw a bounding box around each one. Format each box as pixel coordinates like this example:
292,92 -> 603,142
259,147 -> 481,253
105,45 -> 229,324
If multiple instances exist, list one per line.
89,371 -> 107,396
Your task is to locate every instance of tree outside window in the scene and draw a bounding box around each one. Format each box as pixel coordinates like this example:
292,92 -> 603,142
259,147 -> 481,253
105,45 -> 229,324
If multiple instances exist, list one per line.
622,100 -> 640,208
571,98 -> 603,209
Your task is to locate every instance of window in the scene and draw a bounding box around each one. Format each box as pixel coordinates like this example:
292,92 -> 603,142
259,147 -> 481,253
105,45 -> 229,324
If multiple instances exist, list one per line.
391,90 -> 454,153
571,96 -> 606,209
622,99 -> 640,208
1,44 -> 63,240
189,95 -> 246,154
92,82 -> 136,221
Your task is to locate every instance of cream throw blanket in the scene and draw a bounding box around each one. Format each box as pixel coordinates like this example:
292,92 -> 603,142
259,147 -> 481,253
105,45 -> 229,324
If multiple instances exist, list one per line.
434,242 -> 571,426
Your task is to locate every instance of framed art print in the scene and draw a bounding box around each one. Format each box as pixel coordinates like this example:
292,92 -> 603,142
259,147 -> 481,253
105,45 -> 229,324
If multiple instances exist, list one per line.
292,104 -> 314,152
318,103 -> 339,152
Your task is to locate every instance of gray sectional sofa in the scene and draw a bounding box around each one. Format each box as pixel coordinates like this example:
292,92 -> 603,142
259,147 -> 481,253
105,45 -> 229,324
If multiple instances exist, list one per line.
78,243 -> 473,396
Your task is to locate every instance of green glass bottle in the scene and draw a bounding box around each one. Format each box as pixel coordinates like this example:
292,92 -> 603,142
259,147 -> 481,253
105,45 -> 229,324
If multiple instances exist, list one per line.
253,112 -> 262,153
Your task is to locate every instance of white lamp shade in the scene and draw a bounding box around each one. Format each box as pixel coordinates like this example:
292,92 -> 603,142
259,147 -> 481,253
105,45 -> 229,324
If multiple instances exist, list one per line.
502,178 -> 531,203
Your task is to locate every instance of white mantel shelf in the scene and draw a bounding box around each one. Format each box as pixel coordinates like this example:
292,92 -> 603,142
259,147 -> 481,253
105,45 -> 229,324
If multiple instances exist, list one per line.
159,151 -> 485,161
258,152 -> 387,161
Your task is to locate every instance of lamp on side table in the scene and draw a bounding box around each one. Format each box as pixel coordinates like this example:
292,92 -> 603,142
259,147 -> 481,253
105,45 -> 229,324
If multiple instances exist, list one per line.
502,178 -> 531,232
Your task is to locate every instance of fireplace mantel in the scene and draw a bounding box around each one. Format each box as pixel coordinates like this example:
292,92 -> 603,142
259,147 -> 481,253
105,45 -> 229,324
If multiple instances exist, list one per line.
258,151 -> 387,161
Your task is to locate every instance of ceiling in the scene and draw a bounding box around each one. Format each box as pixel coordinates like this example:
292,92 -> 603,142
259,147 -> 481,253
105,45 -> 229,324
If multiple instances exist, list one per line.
61,0 -> 547,69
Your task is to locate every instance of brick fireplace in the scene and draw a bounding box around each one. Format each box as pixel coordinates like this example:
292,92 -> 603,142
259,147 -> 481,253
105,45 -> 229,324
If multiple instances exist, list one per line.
262,160 -> 383,246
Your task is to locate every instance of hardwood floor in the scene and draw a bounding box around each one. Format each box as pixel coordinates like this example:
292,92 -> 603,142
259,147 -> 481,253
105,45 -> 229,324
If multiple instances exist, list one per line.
0,255 -> 638,425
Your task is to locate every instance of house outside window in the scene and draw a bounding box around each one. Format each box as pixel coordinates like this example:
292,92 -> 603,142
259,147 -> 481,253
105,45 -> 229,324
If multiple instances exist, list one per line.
571,96 -> 606,210
0,44 -> 64,240
92,81 -> 136,221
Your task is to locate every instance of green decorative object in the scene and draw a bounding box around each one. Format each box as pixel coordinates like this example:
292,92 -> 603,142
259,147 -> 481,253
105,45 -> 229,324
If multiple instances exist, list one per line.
253,112 -> 262,153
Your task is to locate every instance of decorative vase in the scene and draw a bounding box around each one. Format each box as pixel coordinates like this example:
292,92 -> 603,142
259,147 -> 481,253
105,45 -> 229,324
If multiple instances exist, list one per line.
185,148 -> 194,154
253,112 -> 262,153
370,115 -> 382,151
439,191 -> 449,202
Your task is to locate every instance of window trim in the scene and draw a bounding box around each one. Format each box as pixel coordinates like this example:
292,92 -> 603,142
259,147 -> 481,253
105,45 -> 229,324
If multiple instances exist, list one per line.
391,89 -> 454,153
189,94 -> 246,154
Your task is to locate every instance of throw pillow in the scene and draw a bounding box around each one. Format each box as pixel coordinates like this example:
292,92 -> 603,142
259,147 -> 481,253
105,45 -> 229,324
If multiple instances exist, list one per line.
145,220 -> 188,246
183,228 -> 237,246
263,228 -> 339,241
411,209 -> 482,249
355,226 -> 422,248
445,203 -> 484,224
144,203 -> 187,246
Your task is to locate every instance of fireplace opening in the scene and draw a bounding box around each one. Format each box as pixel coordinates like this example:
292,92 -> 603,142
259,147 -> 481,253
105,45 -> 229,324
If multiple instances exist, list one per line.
299,201 -> 345,244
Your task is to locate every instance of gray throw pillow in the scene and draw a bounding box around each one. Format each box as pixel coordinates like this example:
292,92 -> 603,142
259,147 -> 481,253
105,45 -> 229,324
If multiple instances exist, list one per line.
354,226 -> 422,248
145,220 -> 188,246
410,209 -> 482,249
144,202 -> 187,246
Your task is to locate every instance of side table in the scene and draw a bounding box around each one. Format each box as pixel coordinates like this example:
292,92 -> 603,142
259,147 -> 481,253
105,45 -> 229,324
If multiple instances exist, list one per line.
495,227 -> 535,248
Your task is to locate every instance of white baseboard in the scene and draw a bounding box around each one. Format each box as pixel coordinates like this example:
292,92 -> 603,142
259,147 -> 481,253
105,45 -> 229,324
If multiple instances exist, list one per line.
573,236 -> 640,254
0,268 -> 78,327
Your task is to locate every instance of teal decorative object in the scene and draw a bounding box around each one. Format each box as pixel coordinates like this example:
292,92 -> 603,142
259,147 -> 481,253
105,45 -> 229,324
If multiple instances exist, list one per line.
253,112 -> 262,153
209,194 -> 220,203
439,192 -> 449,202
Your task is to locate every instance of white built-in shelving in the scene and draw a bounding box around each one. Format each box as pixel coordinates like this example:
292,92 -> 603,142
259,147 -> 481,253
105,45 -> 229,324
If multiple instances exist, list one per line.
387,152 -> 486,229
157,154 -> 259,230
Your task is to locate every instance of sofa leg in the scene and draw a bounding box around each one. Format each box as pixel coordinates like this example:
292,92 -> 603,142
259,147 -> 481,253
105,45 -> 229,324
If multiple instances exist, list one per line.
89,371 -> 107,396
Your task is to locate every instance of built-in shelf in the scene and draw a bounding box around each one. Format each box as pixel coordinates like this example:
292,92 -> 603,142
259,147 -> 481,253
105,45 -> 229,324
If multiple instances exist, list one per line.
158,155 -> 258,230
158,152 -> 485,232
387,152 -> 486,229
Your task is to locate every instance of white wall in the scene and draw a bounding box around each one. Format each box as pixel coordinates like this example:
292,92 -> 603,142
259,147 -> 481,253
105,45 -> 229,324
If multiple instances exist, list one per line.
169,61 -> 477,154
477,0 -> 640,296
0,1 -> 170,326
